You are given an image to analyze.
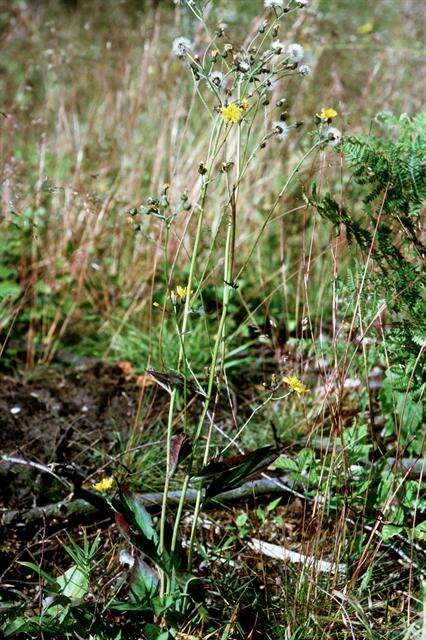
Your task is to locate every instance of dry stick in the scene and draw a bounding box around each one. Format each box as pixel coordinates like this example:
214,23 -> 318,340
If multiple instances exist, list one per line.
1,455 -> 71,490
1,475 -> 292,527
2,455 -> 423,576
248,538 -> 347,574
210,424 -> 426,576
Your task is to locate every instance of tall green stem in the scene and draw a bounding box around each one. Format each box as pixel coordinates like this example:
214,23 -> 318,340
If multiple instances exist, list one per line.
159,119 -> 222,594
187,82 -> 242,568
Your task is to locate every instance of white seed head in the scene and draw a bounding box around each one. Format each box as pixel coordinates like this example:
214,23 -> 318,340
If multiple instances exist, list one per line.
326,126 -> 342,146
172,36 -> 192,57
271,39 -> 284,54
209,70 -> 224,88
273,121 -> 289,140
238,58 -> 251,72
298,64 -> 311,76
286,43 -> 304,63
264,0 -> 284,9
119,550 -> 135,568
265,77 -> 278,92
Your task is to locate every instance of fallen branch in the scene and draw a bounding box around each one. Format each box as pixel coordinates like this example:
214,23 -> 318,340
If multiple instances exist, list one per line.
248,538 -> 347,574
1,475 -> 293,527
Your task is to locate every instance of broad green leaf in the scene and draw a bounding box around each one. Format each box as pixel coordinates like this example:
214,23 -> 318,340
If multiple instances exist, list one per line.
381,524 -> 403,541
235,513 -> 248,528
267,497 -> 282,512
202,446 -> 280,499
130,557 -> 159,601
56,564 -> 89,600
275,456 -> 298,471
413,521 -> 426,541
122,492 -> 158,545
3,617 -> 32,637
0,281 -> 20,299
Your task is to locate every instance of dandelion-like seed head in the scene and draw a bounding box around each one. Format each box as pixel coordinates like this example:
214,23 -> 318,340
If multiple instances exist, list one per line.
236,57 -> 250,73
283,375 -> 309,396
264,0 -> 284,9
325,126 -> 342,147
271,39 -> 284,54
273,121 -> 289,140
286,43 -> 304,63
298,64 -> 311,76
93,477 -> 114,493
209,70 -> 224,88
172,36 -> 192,58
221,102 -> 243,124
265,77 -> 279,92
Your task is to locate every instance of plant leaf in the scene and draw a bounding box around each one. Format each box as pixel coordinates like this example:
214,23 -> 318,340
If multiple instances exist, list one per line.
170,432 -> 192,475
130,556 -> 159,601
199,446 -> 281,499
121,491 -> 158,545
56,564 -> 88,600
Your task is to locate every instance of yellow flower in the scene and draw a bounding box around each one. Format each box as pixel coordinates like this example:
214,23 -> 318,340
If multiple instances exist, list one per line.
317,107 -> 338,121
92,477 -> 114,493
357,21 -> 374,35
240,98 -> 250,111
221,102 -> 243,124
175,285 -> 191,302
283,376 -> 309,396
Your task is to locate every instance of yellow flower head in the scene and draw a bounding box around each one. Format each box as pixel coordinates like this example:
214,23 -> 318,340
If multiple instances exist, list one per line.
174,285 -> 191,302
93,477 -> 114,493
221,102 -> 243,124
240,98 -> 250,111
283,375 -> 309,396
317,107 -> 338,121
357,21 -> 374,35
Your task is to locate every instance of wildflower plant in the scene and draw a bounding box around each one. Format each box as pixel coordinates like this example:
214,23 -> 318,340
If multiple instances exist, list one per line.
134,0 -> 344,611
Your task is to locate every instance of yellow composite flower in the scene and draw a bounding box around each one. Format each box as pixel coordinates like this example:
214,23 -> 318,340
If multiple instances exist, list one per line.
175,285 -> 191,302
221,102 -> 243,124
283,375 -> 309,396
92,477 -> 114,493
317,107 -> 338,121
357,21 -> 374,35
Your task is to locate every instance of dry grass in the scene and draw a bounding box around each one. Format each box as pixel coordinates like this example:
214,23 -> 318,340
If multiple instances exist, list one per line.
1,0 -> 424,366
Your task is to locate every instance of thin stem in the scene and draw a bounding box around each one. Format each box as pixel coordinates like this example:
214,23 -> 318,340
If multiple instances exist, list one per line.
163,119 -> 224,591
187,83 -> 242,568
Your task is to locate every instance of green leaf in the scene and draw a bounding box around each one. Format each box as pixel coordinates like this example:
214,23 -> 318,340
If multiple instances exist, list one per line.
235,513 -> 248,528
0,265 -> 14,279
130,557 -> 159,601
143,624 -> 171,640
267,497 -> 282,512
18,561 -> 59,589
275,456 -> 298,471
122,492 -> 158,545
381,524 -> 403,541
56,564 -> 88,600
3,617 -> 32,637
0,281 -> 20,300
413,521 -> 426,541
